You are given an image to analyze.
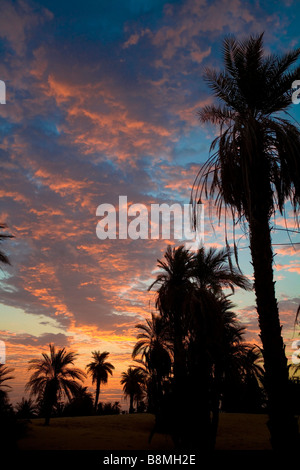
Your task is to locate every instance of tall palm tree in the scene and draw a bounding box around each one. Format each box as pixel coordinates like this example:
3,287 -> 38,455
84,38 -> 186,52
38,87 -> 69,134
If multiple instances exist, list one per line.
193,33 -> 300,449
149,244 -> 251,448
149,246 -> 194,383
120,367 -> 146,413
149,245 -> 195,445
86,351 -> 114,411
26,344 -> 86,425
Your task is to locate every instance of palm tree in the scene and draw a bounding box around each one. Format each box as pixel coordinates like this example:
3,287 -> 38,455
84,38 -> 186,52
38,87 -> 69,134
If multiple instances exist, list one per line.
221,342 -> 265,413
120,367 -> 146,413
133,314 -> 172,415
192,33 -> 300,449
193,246 -> 251,295
64,385 -> 94,417
149,244 -> 251,447
149,246 -> 194,383
0,363 -> 15,411
86,351 -> 114,411
133,313 -> 172,378
0,224 -> 13,266
15,398 -> 37,419
26,343 -> 86,425
149,245 -> 196,444
0,364 -> 14,391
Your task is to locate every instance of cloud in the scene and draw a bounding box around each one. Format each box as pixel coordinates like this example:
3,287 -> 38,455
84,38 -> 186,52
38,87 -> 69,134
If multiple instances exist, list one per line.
275,261 -> 300,275
122,29 -> 152,48
0,0 -> 53,56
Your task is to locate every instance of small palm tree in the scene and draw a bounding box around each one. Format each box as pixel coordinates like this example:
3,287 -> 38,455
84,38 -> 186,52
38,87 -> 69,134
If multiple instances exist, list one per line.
15,398 -> 37,419
64,385 -> 94,417
26,344 -> 86,425
120,367 -> 146,413
86,351 -> 114,411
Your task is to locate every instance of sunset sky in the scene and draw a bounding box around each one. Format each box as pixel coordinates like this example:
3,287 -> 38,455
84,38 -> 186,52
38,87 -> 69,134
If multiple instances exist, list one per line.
0,0 -> 300,408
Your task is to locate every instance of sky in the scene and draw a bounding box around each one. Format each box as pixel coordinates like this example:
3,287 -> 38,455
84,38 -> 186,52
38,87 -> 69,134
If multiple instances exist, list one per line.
0,0 -> 300,409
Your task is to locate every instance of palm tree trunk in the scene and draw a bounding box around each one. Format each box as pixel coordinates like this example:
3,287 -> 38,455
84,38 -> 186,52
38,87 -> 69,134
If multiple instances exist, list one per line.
172,316 -> 187,447
94,380 -> 100,412
43,381 -> 56,426
211,364 -> 222,450
249,211 -> 299,449
44,407 -> 51,426
129,394 -> 134,414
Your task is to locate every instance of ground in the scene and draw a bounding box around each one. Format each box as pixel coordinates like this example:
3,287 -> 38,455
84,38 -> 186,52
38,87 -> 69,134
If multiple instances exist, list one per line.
17,412 -> 276,450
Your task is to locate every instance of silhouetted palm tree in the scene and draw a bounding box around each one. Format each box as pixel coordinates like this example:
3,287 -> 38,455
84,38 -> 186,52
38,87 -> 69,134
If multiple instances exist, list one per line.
26,344 -> 86,425
193,246 -> 251,295
86,351 -> 114,411
64,385 -> 94,417
149,247 -> 194,384
193,33 -> 300,449
149,244 -> 251,448
0,364 -> 14,392
0,364 -> 15,412
133,313 -> 172,378
15,398 -> 37,419
120,367 -> 146,413
0,224 -> 13,265
221,342 -> 265,413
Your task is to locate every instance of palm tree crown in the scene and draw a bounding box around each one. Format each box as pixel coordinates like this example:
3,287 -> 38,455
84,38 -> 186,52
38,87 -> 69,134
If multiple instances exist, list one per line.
0,364 -> 15,391
26,344 -> 86,424
0,364 -> 15,407
193,32 -> 300,225
193,246 -> 251,295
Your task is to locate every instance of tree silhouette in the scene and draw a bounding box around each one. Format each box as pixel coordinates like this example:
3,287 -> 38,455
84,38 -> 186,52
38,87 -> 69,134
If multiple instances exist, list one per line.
0,363 -> 15,413
0,364 -> 14,392
0,224 -> 13,266
193,246 -> 251,295
26,344 -> 86,425
120,367 -> 146,413
15,397 -> 37,419
86,351 -> 114,411
148,245 -> 195,444
192,32 -> 300,449
64,385 -> 94,417
133,313 -> 172,386
221,340 -> 265,414
148,244 -> 251,449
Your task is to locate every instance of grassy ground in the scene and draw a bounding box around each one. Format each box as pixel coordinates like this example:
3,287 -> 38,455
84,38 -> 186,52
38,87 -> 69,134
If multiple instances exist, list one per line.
17,412 -> 277,451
